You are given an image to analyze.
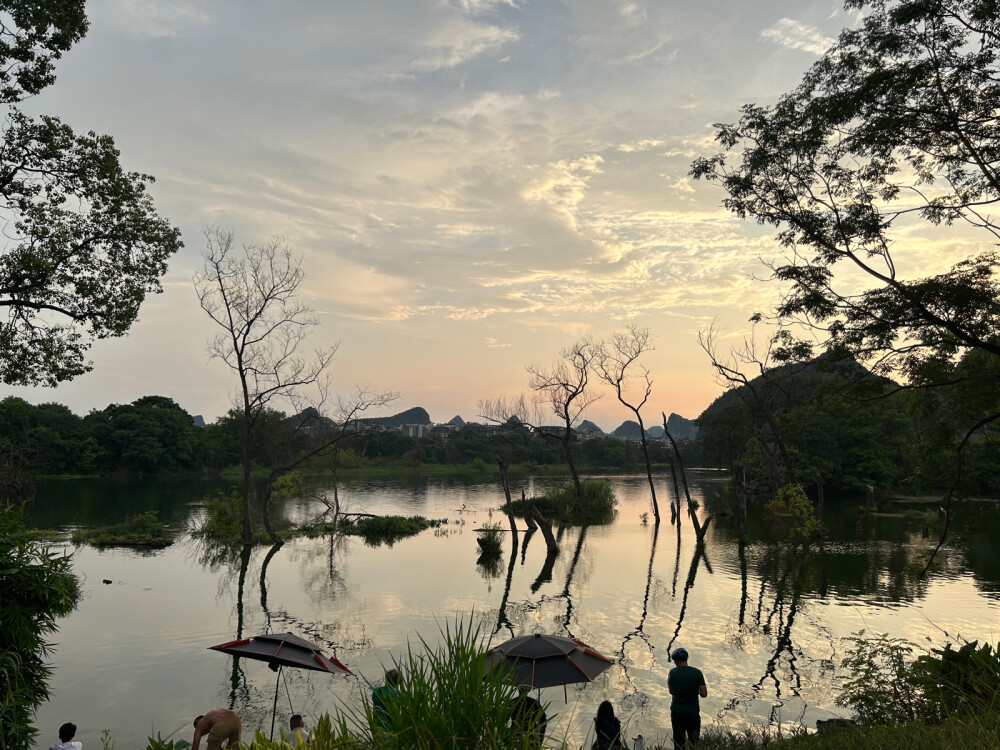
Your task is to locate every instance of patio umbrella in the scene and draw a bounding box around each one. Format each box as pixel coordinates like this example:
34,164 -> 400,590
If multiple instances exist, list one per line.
209,632 -> 352,739
484,633 -> 613,697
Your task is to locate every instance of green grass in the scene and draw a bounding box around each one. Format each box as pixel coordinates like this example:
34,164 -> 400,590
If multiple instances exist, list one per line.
71,511 -> 172,548
511,479 -> 618,524
339,515 -> 444,547
475,522 -> 504,556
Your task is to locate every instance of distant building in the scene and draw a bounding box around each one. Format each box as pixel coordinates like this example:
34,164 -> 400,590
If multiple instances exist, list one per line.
462,422 -> 500,437
400,423 -> 433,438
430,423 -> 459,440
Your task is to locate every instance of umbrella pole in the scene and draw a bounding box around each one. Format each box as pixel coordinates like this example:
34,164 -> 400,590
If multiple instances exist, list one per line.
270,665 -> 282,741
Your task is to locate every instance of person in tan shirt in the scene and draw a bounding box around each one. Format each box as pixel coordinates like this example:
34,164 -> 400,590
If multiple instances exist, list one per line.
192,708 -> 241,750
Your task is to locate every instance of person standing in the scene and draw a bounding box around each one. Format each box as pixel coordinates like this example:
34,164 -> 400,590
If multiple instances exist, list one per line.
191,708 -> 242,750
667,648 -> 707,747
50,722 -> 82,750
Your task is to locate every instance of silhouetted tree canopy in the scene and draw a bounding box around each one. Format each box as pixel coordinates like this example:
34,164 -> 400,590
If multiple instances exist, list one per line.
0,1 -> 182,385
691,0 -> 1000,386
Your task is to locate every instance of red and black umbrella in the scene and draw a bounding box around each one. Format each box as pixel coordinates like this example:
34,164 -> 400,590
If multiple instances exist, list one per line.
210,632 -> 352,738
484,633 -> 613,691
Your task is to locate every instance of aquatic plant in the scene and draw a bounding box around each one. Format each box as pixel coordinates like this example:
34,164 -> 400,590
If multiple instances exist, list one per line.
71,510 -> 172,547
512,479 -> 617,524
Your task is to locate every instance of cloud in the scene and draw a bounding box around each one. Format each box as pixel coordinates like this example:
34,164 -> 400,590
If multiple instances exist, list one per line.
407,19 -> 519,73
109,0 -> 208,38
760,19 -> 834,55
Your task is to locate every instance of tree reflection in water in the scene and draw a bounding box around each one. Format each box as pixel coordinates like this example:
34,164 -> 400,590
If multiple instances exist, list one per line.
618,521 -> 660,694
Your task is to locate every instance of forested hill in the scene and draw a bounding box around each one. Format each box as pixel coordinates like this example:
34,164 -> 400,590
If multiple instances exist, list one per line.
377,407 -> 432,429
693,351 -> 1000,496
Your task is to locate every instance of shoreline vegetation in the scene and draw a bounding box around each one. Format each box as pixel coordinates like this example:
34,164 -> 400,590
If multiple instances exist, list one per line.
118,624 -> 1000,750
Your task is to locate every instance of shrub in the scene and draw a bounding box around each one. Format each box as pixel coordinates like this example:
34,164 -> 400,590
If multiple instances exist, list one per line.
837,631 -> 922,725
837,630 -> 1000,726
0,505 -> 80,750
764,484 -> 818,541
512,480 -> 617,524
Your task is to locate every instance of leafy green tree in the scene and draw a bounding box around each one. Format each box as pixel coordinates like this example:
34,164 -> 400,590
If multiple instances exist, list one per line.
692,0 -> 1000,387
84,396 -> 200,473
0,2 -> 182,386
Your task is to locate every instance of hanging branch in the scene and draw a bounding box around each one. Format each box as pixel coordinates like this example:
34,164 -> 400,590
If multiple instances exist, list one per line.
921,411 -> 1000,576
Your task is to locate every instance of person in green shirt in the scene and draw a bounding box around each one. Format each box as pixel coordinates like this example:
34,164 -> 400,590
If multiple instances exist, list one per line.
667,648 -> 707,747
372,668 -> 400,731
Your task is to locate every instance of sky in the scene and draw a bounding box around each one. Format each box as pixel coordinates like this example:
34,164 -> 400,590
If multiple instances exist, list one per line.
3,0 -> 869,431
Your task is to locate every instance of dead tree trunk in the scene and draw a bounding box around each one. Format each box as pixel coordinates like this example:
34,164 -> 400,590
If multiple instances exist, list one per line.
529,505 -> 559,555
496,456 -> 518,546
664,413 -> 712,545
522,489 -> 537,530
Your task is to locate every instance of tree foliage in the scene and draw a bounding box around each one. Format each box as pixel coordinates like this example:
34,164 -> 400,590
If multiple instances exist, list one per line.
691,0 -> 1000,385
0,505 -> 79,750
0,2 -> 182,385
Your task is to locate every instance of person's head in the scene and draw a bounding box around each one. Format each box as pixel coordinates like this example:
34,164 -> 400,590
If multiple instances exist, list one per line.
289,714 -> 304,730
58,723 -> 77,742
386,668 -> 400,687
671,647 -> 689,665
193,716 -> 205,729
596,701 -> 615,721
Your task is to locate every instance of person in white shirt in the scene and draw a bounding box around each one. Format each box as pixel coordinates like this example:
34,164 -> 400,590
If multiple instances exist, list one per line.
50,722 -> 82,750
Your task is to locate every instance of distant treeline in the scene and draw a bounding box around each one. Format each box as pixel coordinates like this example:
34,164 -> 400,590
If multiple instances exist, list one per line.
0,396 -> 698,477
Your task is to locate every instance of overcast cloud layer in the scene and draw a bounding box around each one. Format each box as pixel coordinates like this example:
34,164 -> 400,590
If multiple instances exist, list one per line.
3,0 -> 974,429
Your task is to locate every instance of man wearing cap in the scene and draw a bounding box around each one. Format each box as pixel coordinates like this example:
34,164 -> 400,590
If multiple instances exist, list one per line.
667,648 -> 706,747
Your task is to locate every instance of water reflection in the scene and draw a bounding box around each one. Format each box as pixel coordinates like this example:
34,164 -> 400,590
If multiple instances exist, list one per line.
27,473 -> 1000,750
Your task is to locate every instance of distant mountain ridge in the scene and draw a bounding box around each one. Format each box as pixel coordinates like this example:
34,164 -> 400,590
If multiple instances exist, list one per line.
609,413 -> 697,440
379,407 -> 432,428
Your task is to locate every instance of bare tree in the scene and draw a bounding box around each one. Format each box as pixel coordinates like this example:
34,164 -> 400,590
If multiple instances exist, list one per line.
526,338 -> 601,522
595,325 -> 661,524
194,227 -> 391,545
478,394 -> 559,552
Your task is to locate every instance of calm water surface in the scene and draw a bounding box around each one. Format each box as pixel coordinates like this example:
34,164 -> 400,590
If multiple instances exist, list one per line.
27,473 -> 1000,749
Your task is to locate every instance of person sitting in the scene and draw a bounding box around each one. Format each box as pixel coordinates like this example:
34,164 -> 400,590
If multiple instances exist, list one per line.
50,722 -> 82,750
509,687 -> 547,746
592,700 -> 625,750
371,668 -> 400,731
289,714 -> 306,739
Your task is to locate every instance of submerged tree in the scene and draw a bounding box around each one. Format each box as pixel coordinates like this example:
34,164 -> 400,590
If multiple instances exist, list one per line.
195,228 -> 394,545
526,338 -> 601,522
595,325 -> 661,524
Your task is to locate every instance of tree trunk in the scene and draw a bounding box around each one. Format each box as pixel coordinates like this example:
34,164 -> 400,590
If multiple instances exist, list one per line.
636,415 -> 660,524
668,455 -> 681,526
496,456 -> 518,546
562,434 -> 589,522
529,505 -> 559,555
522,489 -> 537,530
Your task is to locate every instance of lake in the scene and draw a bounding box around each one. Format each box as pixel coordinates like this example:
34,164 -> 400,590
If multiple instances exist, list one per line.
26,472 -> 1000,749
